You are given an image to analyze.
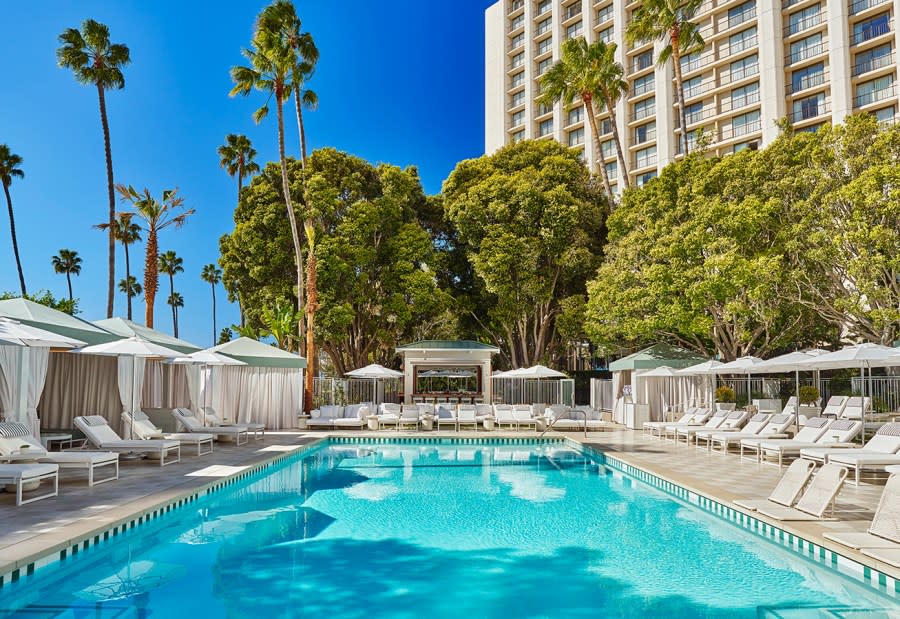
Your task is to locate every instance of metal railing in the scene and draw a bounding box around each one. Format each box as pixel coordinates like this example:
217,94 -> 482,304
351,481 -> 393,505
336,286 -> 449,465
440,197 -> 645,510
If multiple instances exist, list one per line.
853,52 -> 894,77
855,85 -> 896,107
789,100 -> 829,122
721,63 -> 760,85
726,34 -> 758,57
726,7 -> 757,29
851,20 -> 892,45
721,91 -> 761,112
633,78 -> 655,97
720,119 -> 762,140
787,70 -> 828,94
852,377 -> 900,413
785,11 -> 826,37
492,378 -> 575,406
312,377 -> 401,407
785,42 -> 828,65
849,0 -> 890,14
631,105 -> 656,121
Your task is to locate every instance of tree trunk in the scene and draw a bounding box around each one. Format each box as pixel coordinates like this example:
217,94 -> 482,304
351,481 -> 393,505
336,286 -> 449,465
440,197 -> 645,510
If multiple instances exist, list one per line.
602,91 -> 631,188
145,227 -> 158,328
237,166 -> 243,210
305,245 -> 317,414
275,88 -> 307,354
211,283 -> 217,346
670,30 -> 691,157
169,273 -> 177,336
97,85 -> 116,318
584,95 -> 615,202
3,183 -> 26,296
66,272 -> 73,303
124,241 -> 132,320
295,89 -> 308,167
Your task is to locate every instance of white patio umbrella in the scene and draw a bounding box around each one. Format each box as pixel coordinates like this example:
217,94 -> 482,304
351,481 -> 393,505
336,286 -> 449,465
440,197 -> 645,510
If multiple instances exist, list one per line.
716,356 -> 764,409
749,349 -> 830,427
346,363 -> 403,404
796,343 -> 900,441
676,359 -> 724,408
76,337 -> 184,439
167,350 -> 246,422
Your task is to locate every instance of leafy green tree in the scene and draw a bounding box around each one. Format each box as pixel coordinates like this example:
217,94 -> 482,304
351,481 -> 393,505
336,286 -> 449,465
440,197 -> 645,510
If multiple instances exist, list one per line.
118,275 -> 142,308
51,249 -> 82,302
0,145 -> 26,295
443,139 -> 606,367
218,134 -> 260,208
0,290 -> 77,315
96,213 -> 141,319
626,0 -> 704,156
117,186 -> 194,328
167,292 -> 184,336
201,263 -> 223,346
57,20 -> 130,318
259,303 -> 301,352
539,38 -> 630,201
158,250 -> 184,336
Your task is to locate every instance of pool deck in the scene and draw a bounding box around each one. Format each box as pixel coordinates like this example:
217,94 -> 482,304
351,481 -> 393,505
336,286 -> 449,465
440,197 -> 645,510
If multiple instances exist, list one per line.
0,427 -> 897,584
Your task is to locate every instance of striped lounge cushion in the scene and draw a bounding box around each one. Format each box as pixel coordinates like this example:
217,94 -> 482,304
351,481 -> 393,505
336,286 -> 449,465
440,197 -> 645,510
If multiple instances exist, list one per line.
770,414 -> 791,424
876,422 -> 900,436
82,415 -> 109,427
0,422 -> 31,438
132,411 -> 150,421
804,417 -> 830,428
830,419 -> 857,431
749,413 -> 769,423
726,411 -> 744,419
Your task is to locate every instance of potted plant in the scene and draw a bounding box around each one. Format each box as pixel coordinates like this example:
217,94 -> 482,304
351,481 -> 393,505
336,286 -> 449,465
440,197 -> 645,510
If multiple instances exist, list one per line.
715,386 -> 736,403
799,386 -> 820,406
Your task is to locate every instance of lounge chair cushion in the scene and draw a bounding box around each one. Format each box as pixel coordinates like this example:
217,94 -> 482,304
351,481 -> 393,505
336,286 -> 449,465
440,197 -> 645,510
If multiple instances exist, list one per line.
0,462 -> 58,480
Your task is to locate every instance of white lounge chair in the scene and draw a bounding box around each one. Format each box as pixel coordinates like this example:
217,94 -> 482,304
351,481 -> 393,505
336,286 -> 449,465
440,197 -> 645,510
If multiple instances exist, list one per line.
826,423 -> 900,484
663,409 -> 714,441
544,406 -> 609,432
800,422 -> 900,476
435,404 -> 458,430
824,473 -> 900,551
739,417 -> 831,463
122,411 -> 213,457
172,409 -> 248,445
475,403 -> 494,424
0,463 -> 58,505
821,395 -> 849,418
709,413 -> 793,455
758,419 -> 862,468
734,459 -> 816,511
377,403 -> 402,429
0,421 -> 119,486
457,407 -> 478,431
203,406 -> 266,439
512,406 -> 537,431
494,405 -> 517,430
74,415 -> 180,467
643,409 -> 697,438
757,463 -> 848,521
397,405 -> 421,431
673,410 -> 729,445
838,396 -> 871,420
693,410 -> 750,449
308,404 -> 345,430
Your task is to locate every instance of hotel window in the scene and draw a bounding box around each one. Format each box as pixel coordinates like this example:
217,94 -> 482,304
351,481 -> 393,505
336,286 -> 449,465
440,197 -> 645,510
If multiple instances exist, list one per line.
683,75 -> 703,98
511,110 -> 525,127
537,0 -> 552,16
605,161 -> 617,178
537,17 -> 552,35
633,97 -> 655,120
855,44 -> 892,75
510,91 -> 526,107
510,14 -> 525,31
598,26 -> 614,43
730,82 -> 759,109
537,57 -> 554,75
853,13 -> 890,45
789,33 -> 823,63
538,37 -> 553,56
510,33 -> 525,50
568,127 -> 585,146
633,73 -> 654,96
567,106 -> 584,125
728,27 -> 757,55
565,2 -> 582,20
791,63 -> 824,92
793,93 -> 825,120
634,50 -> 654,72
875,105 -> 896,123
539,118 -> 554,136
733,140 -> 755,153
637,171 -> 657,186
511,52 -> 524,69
727,1 -> 756,28
680,51 -> 701,73
511,129 -> 525,142
788,4 -> 821,36
601,139 -> 615,158
635,145 -> 657,168
685,102 -> 704,124
634,121 -> 656,144
537,102 -> 553,115
600,118 -> 613,134
856,75 -> 895,106
511,72 -> 525,88
566,21 -> 583,39
597,4 -> 614,24
732,109 -> 761,136
729,54 -> 758,81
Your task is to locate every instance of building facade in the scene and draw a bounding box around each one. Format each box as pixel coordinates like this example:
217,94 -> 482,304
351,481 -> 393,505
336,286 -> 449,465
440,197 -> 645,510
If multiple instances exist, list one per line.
485,0 -> 900,189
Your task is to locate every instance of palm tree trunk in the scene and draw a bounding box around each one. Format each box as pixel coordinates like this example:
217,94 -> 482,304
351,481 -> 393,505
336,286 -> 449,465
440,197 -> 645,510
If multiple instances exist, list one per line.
602,92 -> 631,188
670,32 -> 691,157
294,89 -> 308,167
275,88 -> 307,356
97,85 -> 116,318
145,228 -> 158,328
211,283 -> 217,346
66,272 -> 73,302
169,273 -> 176,336
305,246 -> 317,413
124,242 -> 132,320
584,96 -> 614,202
3,183 -> 26,296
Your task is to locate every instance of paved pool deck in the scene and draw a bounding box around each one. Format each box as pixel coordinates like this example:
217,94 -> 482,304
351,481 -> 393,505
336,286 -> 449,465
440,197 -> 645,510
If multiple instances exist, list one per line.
0,427 -> 896,583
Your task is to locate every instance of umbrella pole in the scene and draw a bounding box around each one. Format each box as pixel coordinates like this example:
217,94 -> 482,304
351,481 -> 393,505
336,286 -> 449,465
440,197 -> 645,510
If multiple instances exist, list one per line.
795,368 -> 800,430
860,364 -> 866,443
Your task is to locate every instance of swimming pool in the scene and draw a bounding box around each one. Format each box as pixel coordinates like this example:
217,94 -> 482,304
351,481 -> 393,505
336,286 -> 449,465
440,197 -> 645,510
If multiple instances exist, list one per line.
1,439 -> 897,617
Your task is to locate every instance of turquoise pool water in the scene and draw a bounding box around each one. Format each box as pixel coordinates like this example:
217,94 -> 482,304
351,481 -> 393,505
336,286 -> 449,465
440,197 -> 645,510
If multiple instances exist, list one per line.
1,440 -> 897,617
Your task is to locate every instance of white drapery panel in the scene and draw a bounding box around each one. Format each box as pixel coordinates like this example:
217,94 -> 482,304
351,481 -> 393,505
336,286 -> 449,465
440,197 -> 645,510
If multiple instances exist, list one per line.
611,370 -> 631,424
185,364 -> 201,410
26,347 -> 49,438
40,353 -> 121,433
0,346 -> 17,426
210,366 -> 301,430
117,356 -> 147,415
633,373 -> 697,422
140,360 -> 190,409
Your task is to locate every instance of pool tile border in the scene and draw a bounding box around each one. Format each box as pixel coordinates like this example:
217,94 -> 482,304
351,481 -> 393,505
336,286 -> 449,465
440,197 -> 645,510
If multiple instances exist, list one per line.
572,440 -> 900,598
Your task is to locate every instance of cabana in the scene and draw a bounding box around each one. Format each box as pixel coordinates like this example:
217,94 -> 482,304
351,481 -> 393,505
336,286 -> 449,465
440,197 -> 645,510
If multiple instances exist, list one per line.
205,337 -> 306,430
396,340 -> 498,404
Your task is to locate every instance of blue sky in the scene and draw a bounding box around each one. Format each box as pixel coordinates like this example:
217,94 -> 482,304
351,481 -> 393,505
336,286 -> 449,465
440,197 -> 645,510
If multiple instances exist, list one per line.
0,0 -> 494,346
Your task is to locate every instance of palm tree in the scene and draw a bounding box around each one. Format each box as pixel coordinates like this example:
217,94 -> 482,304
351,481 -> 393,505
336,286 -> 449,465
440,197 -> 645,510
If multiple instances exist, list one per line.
539,38 -> 630,201
201,263 -> 222,346
217,134 -> 260,208
167,292 -> 184,336
627,0 -> 705,156
259,0 -> 319,165
230,9 -> 306,348
51,249 -> 82,302
116,185 -> 194,328
118,275 -> 142,307
591,41 -> 630,190
0,145 -> 26,295
158,250 -> 184,336
96,213 -> 141,319
57,20 -> 130,318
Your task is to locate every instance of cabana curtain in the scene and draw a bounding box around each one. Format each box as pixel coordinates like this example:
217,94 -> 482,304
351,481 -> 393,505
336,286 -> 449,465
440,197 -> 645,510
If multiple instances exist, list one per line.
0,345 -> 50,437
0,346 -> 16,427
39,353 -> 121,433
210,366 -> 301,430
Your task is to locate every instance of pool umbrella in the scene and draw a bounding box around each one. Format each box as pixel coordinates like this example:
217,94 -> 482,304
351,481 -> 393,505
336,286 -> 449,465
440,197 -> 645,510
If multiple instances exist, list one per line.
345,363 -> 403,405
715,356 -> 764,409
749,349 -> 830,427
167,350 -> 246,423
796,343 -> 900,441
75,559 -> 185,602
76,337 -> 184,440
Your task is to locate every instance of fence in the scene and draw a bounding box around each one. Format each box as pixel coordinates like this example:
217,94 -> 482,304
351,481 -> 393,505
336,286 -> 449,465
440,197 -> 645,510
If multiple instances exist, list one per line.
312,377 -> 401,407
491,378 -> 575,407
851,376 -> 900,413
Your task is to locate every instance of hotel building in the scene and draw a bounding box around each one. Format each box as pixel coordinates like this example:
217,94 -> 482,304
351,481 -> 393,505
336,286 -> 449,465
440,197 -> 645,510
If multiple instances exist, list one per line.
484,0 -> 899,189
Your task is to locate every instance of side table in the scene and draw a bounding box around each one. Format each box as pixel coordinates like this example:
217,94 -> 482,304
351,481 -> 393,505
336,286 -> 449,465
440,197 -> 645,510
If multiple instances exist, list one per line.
367,415 -> 380,431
